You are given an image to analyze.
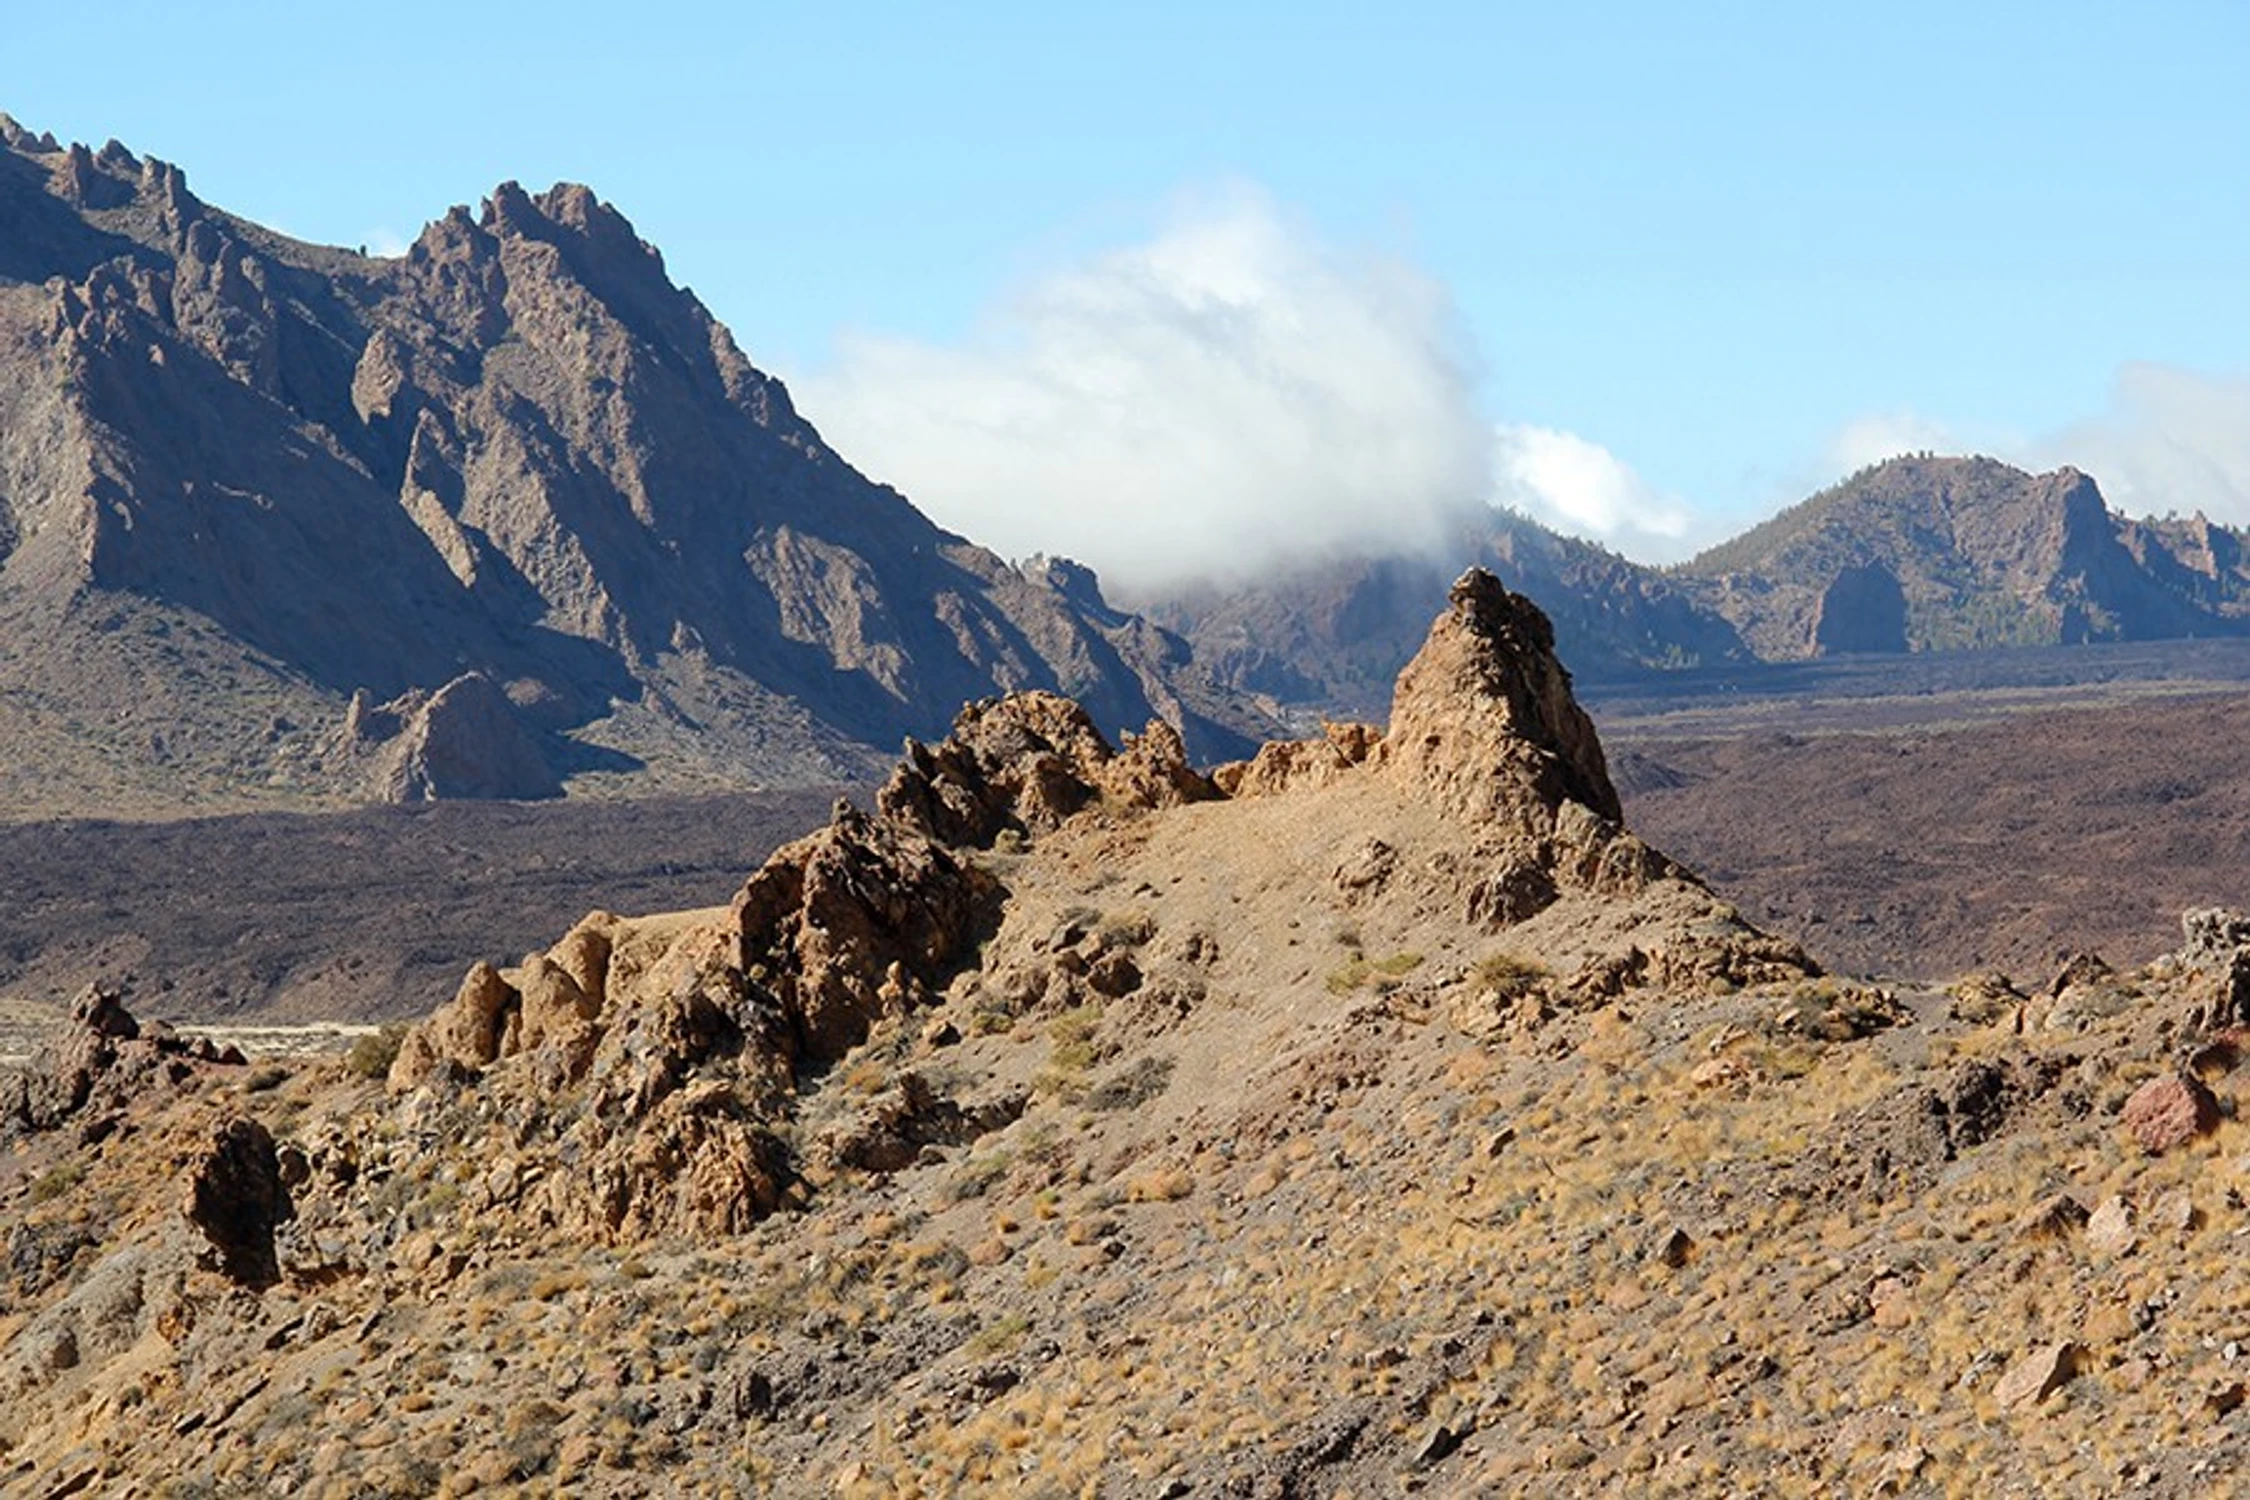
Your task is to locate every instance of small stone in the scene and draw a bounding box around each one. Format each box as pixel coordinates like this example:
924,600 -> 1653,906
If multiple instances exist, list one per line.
2204,1381 -> 2246,1419
2122,1073 -> 2221,1154
920,1016 -> 961,1050
1689,1056 -> 1749,1088
2086,1196 -> 2137,1257
1869,1277 -> 1913,1329
2080,1299 -> 2137,1347
1994,1342 -> 2078,1408
1412,1423 -> 1464,1467
1482,1124 -> 1517,1159
2156,1188 -> 2200,1237
1652,1228 -> 1695,1269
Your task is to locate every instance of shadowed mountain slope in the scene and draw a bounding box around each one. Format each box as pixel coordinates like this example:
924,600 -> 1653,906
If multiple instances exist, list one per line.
0,115 -> 1264,815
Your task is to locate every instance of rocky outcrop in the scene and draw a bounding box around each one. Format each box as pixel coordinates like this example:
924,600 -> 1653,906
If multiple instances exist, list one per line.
1214,721 -> 1382,799
357,568 -> 1807,1254
376,787 -> 1004,1236
1382,568 -> 1621,829
1216,572 -> 1697,945
1,985 -> 244,1137
731,802 -> 1001,1063
877,691 -> 1217,848
182,1117 -> 292,1288
1812,561 -> 1909,655
338,673 -> 563,802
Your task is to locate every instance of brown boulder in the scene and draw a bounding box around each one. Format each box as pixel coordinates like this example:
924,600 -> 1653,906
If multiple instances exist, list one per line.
2048,951 -> 2112,999
2122,1073 -> 2220,1155
2085,1195 -> 2136,1256
389,961 -> 519,1089
514,953 -> 598,1053
1993,1342 -> 2078,1408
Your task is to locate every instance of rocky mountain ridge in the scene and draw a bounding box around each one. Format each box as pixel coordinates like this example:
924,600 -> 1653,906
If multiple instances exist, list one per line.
1683,454 -> 2250,658
0,115 -> 1266,816
1153,456 -> 2250,722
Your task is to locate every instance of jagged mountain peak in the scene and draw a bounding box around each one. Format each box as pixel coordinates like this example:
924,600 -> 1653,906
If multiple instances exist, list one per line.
0,114 -> 1271,815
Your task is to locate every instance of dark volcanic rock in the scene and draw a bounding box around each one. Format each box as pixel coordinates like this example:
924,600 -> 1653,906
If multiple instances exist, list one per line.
182,1116 -> 292,1287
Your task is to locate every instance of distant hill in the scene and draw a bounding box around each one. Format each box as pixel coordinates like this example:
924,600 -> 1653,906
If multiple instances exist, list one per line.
1677,453 -> 2250,658
0,115 -> 1266,817
1151,457 -> 2250,721
1141,509 -> 1749,720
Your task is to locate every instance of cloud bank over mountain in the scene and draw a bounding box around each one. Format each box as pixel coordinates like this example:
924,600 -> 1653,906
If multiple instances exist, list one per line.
791,189 -> 1687,590
1492,423 -> 1692,559
797,187 -> 2250,585
2039,363 -> 2250,526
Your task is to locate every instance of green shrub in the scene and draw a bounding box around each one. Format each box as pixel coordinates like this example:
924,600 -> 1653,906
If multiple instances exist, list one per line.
346,1024 -> 408,1081
1471,953 -> 1549,1000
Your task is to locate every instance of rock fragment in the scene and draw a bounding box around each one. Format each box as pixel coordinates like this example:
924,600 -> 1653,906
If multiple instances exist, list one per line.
2086,1196 -> 2136,1257
1994,1343 -> 2078,1408
2014,1193 -> 2088,1242
2122,1073 -> 2220,1154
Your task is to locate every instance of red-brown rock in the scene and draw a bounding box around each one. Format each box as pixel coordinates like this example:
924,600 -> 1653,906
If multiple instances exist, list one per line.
2122,1072 -> 2220,1154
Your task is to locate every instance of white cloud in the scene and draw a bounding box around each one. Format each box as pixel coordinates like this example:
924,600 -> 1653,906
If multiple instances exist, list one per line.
362,228 -> 411,259
2037,363 -> 2250,523
1491,423 -> 1694,557
789,187 -> 1494,596
1828,409 -> 1958,474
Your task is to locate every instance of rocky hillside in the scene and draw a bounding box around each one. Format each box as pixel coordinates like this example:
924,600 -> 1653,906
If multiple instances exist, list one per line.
0,115 -> 1263,817
8,572 -> 2247,1494
1678,454 -> 2250,659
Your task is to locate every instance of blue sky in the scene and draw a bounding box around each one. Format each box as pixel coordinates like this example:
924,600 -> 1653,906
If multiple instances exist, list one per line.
8,1 -> 2247,588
